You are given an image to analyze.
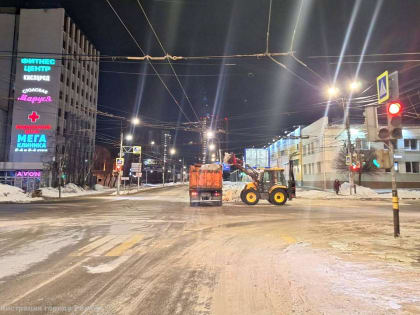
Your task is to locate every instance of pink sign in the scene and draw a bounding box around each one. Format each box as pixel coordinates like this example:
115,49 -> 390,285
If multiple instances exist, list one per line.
17,94 -> 52,104
15,170 -> 41,177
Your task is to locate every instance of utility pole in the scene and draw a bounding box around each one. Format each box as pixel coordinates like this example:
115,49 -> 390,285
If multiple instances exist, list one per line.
342,97 -> 355,195
299,127 -> 304,187
117,127 -> 123,195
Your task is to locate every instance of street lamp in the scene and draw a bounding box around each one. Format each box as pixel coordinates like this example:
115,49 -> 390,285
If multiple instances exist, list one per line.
125,134 -> 133,141
349,80 -> 361,92
170,148 -> 176,155
206,130 -> 215,139
327,86 -> 340,98
209,143 -> 216,151
150,140 -> 155,145
131,117 -> 140,125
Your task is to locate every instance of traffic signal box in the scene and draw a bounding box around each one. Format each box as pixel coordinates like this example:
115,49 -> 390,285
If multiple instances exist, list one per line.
373,149 -> 391,169
366,71 -> 403,142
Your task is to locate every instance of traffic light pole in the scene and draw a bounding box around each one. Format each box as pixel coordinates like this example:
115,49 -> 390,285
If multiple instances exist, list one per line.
388,141 -> 400,237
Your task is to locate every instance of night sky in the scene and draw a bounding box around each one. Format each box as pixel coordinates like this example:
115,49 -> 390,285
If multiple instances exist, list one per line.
3,0 -> 420,160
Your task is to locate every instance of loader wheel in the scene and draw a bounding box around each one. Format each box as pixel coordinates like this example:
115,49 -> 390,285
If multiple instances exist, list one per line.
241,189 -> 260,205
269,188 -> 287,206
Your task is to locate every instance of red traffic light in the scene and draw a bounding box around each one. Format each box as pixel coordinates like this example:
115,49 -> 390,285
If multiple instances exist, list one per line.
387,101 -> 402,116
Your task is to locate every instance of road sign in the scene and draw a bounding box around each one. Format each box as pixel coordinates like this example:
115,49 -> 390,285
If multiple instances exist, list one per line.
345,155 -> 351,166
377,71 -> 389,104
116,158 -> 124,166
121,177 -> 129,180
133,146 -> 142,155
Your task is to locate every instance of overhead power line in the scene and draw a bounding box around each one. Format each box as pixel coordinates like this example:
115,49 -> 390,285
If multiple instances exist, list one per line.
105,0 -> 192,122
135,0 -> 199,121
308,52 -> 420,59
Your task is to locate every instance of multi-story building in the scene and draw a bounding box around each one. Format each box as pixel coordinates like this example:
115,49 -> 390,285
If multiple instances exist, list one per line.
0,8 -> 99,190
268,117 -> 420,189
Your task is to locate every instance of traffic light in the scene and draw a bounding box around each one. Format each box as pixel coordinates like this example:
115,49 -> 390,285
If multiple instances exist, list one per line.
373,149 -> 391,169
387,101 -> 403,139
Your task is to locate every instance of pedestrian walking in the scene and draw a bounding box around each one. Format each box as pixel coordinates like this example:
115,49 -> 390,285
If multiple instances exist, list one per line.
333,179 -> 341,195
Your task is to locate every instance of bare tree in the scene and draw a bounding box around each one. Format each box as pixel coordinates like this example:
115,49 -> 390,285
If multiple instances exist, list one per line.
335,146 -> 380,186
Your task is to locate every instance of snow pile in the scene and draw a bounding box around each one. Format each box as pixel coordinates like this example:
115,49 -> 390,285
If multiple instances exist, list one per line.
62,183 -> 85,194
94,184 -> 106,191
383,189 -> 420,199
0,183 -> 35,203
200,164 -> 221,171
223,181 -> 248,202
41,183 -> 111,198
340,182 -> 379,197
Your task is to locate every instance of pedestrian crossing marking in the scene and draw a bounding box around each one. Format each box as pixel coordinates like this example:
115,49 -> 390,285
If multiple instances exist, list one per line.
281,235 -> 296,244
105,235 -> 144,257
71,235 -> 116,256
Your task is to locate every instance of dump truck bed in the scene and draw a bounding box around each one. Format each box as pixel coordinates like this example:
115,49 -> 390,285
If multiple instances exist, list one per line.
189,164 -> 222,206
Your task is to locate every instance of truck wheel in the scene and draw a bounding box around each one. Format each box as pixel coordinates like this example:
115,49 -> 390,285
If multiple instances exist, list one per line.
242,189 -> 260,205
269,188 -> 287,206
190,201 -> 199,207
215,201 -> 222,207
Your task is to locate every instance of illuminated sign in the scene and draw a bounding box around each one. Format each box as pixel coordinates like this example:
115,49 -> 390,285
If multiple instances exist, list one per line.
15,170 -> 41,177
17,94 -> 52,104
21,58 -> 55,65
23,75 -> 50,81
28,111 -> 40,123
15,133 -> 47,152
23,65 -> 51,72
15,125 -> 51,134
22,88 -> 48,94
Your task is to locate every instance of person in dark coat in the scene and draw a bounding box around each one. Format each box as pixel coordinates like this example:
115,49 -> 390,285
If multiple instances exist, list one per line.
333,179 -> 341,194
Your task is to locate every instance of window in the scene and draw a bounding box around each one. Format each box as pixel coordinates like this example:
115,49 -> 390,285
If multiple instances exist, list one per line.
59,91 -> 63,100
304,164 -> 307,175
413,162 -> 419,173
58,108 -> 62,117
65,95 -> 68,102
406,162 -> 419,173
404,139 -> 417,150
317,161 -> 321,174
311,143 -> 315,154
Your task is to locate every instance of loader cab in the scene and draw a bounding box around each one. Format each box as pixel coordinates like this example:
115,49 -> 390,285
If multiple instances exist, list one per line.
259,168 -> 287,192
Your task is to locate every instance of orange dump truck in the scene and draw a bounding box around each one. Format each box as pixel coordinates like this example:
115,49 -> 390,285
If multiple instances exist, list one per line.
189,164 -> 223,206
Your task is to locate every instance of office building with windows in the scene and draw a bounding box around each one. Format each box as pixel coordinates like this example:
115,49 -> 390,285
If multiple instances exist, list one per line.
0,7 -> 99,190
268,117 -> 420,189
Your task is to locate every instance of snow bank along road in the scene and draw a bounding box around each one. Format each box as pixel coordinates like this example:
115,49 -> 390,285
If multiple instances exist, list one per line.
0,185 -> 419,314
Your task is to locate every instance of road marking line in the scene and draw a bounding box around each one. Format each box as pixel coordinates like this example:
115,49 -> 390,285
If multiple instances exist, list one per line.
88,235 -> 131,257
71,235 -> 115,257
105,235 -> 143,257
5,257 -> 90,307
281,235 -> 296,244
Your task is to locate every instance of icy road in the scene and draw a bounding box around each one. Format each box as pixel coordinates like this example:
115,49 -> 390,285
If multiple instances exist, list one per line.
0,185 -> 419,314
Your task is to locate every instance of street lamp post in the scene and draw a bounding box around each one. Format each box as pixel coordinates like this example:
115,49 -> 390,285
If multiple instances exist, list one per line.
326,82 -> 361,194
116,117 -> 139,195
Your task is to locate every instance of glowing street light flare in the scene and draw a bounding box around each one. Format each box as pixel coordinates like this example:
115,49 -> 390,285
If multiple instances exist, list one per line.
206,130 -> 215,139
349,81 -> 361,91
327,86 -> 340,97
125,134 -> 133,141
169,148 -> 176,155
131,117 -> 140,125
209,143 -> 216,151
150,140 -> 155,145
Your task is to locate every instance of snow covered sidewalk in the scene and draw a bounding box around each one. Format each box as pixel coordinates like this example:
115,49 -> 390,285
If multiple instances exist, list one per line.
298,182 -> 420,200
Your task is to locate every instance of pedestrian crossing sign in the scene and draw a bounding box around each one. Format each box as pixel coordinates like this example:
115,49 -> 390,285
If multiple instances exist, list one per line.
377,71 -> 389,104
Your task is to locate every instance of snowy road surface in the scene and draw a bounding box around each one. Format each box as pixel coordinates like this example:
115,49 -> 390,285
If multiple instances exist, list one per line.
0,185 -> 419,314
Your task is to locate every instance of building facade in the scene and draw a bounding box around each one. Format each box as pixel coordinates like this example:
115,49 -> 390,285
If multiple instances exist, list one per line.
268,117 -> 420,189
0,8 -> 99,190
